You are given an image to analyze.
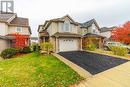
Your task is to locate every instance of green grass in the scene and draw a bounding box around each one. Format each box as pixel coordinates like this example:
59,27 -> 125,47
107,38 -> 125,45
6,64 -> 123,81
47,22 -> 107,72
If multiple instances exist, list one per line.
0,53 -> 83,87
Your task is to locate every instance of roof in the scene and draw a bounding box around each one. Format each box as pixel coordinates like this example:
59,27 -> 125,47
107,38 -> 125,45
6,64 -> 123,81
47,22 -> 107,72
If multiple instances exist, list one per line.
39,31 -> 49,37
38,15 -> 78,32
52,32 -> 82,38
10,17 -> 29,27
0,13 -> 16,22
0,35 -> 14,39
100,27 -> 116,32
84,33 -> 105,38
80,19 -> 100,29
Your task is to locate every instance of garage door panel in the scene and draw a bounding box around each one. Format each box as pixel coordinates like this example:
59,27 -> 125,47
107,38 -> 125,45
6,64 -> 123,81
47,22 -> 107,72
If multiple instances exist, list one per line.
59,38 -> 78,52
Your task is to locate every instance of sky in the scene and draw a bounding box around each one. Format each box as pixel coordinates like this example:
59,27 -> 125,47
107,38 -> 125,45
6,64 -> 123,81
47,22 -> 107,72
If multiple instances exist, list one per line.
14,0 -> 130,37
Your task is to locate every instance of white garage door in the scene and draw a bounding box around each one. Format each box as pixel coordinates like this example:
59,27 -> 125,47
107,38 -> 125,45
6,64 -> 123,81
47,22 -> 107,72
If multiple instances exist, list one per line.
59,38 -> 78,52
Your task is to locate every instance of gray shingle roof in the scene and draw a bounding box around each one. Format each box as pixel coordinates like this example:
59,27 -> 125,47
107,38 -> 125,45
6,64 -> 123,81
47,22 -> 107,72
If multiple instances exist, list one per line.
80,19 -> 100,29
0,13 -> 15,22
10,17 -> 29,27
100,27 -> 116,32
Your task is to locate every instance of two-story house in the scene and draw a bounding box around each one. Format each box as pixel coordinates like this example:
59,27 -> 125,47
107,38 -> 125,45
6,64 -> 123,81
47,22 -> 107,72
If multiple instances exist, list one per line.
0,13 -> 31,52
38,15 -> 82,53
80,19 -> 105,49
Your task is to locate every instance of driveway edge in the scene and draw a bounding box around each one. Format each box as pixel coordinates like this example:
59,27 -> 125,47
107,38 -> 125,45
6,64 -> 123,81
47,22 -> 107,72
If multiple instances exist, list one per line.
86,50 -> 130,60
52,53 -> 92,79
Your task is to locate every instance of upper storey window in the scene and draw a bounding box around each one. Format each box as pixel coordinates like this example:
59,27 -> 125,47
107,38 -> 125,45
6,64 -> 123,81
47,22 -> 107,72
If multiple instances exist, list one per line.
63,21 -> 70,32
16,27 -> 22,32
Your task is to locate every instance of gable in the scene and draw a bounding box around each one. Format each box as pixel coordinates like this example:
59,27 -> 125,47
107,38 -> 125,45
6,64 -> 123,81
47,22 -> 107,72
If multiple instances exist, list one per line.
62,16 -> 73,23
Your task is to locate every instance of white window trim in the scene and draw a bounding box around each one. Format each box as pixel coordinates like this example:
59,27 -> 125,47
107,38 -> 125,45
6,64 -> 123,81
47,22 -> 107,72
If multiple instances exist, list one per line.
16,27 -> 22,32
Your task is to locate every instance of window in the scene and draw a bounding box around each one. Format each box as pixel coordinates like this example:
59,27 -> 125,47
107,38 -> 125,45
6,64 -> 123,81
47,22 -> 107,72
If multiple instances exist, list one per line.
93,29 -> 96,33
64,22 -> 69,32
63,20 -> 71,32
16,27 -> 22,32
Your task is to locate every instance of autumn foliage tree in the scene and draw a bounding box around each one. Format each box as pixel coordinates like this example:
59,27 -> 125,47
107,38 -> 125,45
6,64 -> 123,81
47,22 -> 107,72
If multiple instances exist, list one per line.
11,33 -> 30,49
112,21 -> 130,44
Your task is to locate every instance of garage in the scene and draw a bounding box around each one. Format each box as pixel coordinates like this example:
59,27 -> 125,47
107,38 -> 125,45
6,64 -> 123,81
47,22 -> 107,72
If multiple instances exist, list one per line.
59,38 -> 79,52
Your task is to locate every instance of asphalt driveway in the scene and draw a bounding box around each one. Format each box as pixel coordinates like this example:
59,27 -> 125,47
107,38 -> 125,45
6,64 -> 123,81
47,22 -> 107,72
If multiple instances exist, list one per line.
58,51 -> 129,75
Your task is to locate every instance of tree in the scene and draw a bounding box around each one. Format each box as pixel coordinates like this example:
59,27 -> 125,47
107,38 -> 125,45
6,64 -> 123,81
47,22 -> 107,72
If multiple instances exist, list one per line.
112,21 -> 130,44
11,33 -> 30,49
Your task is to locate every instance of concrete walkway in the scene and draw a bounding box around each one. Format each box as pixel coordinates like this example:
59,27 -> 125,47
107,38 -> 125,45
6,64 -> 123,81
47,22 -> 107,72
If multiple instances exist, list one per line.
76,61 -> 130,87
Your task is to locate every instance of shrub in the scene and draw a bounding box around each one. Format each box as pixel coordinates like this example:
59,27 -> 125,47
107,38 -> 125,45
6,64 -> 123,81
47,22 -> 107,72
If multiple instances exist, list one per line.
31,44 -> 40,52
40,42 -> 53,54
110,46 -> 128,56
0,48 -> 18,59
32,44 -> 37,51
86,43 -> 97,51
20,46 -> 31,53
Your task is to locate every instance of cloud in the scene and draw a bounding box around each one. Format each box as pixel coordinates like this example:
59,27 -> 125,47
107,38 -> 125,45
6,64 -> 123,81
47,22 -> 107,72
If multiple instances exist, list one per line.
14,0 -> 130,36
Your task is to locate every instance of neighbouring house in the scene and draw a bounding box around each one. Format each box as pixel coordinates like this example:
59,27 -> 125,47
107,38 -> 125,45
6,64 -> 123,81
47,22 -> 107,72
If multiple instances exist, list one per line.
30,37 -> 39,44
38,15 -> 82,53
0,13 -> 31,52
80,19 -> 105,49
100,27 -> 116,40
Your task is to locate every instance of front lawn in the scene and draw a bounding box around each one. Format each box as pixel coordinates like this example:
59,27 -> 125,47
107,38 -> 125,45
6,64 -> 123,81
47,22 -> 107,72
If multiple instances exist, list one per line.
0,53 -> 83,87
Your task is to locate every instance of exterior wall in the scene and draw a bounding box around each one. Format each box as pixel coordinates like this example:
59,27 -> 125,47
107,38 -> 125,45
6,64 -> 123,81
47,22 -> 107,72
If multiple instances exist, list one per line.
0,23 -> 8,35
58,23 -> 78,34
0,39 -> 10,52
87,23 -> 100,35
47,22 -> 58,36
81,27 -> 87,35
91,23 -> 100,35
8,26 -> 30,35
100,31 -> 112,38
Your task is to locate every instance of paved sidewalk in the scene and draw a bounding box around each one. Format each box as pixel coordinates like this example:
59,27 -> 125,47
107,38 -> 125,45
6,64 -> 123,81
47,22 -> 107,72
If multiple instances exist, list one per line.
76,61 -> 130,87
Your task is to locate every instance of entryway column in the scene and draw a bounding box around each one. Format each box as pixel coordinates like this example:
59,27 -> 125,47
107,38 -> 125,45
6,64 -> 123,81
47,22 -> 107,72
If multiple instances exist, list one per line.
56,37 -> 59,53
80,38 -> 83,51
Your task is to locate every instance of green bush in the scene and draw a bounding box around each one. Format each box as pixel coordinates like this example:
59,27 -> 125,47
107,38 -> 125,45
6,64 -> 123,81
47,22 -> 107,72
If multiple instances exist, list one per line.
21,46 -> 31,53
110,46 -> 128,56
31,44 -> 40,52
0,48 -> 18,59
86,43 -> 97,51
40,42 -> 53,54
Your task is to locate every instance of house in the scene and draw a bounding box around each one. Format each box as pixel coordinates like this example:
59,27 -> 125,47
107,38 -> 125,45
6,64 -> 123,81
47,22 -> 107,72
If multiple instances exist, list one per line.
100,27 -> 116,39
38,15 -> 82,53
80,19 -> 105,49
0,13 -> 31,52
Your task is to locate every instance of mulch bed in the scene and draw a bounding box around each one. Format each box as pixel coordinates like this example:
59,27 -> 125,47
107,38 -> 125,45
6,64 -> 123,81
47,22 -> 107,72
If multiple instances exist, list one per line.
58,51 -> 129,75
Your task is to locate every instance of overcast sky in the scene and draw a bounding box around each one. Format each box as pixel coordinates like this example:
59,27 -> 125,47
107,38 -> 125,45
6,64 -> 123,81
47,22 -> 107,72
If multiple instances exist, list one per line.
14,0 -> 130,37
